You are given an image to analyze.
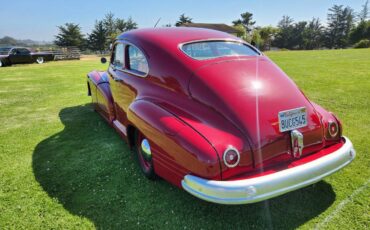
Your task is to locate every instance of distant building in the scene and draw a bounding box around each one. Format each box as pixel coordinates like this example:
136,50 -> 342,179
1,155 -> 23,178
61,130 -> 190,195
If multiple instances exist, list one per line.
181,23 -> 239,36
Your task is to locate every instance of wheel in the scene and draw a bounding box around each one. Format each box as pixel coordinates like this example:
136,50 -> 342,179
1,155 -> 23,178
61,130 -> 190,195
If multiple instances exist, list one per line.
36,57 -> 44,64
134,130 -> 156,179
0,59 -> 3,67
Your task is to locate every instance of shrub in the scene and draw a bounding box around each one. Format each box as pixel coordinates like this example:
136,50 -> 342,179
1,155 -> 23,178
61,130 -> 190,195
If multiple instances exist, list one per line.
353,39 -> 370,48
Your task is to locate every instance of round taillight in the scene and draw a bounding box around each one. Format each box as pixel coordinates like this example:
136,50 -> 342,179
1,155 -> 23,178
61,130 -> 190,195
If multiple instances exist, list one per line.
328,120 -> 339,137
223,147 -> 240,168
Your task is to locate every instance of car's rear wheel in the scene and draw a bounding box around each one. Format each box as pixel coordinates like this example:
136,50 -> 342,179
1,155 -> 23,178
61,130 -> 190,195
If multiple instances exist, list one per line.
134,130 -> 156,179
0,60 -> 3,67
36,57 -> 44,64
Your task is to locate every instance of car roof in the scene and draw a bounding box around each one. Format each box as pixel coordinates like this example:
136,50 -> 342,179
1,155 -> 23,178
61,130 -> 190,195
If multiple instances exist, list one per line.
117,27 -> 241,47
0,47 -> 30,50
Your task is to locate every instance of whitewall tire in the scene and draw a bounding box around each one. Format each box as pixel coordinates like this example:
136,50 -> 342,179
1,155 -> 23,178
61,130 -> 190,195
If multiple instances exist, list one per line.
36,57 -> 44,64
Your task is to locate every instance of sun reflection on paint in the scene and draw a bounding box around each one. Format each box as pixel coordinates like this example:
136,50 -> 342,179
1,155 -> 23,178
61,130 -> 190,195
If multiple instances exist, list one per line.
252,80 -> 262,90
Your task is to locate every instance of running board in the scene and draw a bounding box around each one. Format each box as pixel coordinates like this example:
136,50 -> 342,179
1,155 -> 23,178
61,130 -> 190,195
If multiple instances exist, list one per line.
113,120 -> 127,136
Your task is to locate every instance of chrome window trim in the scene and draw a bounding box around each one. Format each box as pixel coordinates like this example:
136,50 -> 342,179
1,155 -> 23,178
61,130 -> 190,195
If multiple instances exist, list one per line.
123,40 -> 150,78
110,40 -> 150,78
178,38 -> 262,61
111,42 -> 125,70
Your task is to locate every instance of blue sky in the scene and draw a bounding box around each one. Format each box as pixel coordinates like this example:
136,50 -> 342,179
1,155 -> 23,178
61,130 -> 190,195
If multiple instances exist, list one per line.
0,0 -> 366,41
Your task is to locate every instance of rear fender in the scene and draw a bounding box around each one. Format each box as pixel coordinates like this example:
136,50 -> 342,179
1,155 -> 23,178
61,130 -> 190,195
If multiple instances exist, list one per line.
127,100 -> 221,187
311,102 -> 342,143
87,71 -> 115,122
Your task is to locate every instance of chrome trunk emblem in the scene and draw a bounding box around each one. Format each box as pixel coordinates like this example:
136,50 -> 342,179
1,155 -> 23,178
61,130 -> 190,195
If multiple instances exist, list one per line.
291,130 -> 304,158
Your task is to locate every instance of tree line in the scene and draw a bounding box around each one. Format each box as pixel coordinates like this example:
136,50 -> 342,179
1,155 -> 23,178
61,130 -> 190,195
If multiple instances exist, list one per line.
228,1 -> 369,50
55,1 -> 369,52
54,13 -> 137,53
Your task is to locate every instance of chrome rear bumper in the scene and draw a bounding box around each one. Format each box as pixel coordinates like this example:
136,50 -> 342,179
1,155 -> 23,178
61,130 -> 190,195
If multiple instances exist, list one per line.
181,137 -> 355,205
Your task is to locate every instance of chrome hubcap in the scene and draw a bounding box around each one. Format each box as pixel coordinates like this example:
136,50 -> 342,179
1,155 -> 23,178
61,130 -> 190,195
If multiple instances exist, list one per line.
141,138 -> 151,160
37,57 -> 43,63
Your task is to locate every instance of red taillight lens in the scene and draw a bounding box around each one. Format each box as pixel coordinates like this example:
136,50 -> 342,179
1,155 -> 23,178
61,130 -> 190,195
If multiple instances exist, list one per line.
328,121 -> 339,137
223,147 -> 240,168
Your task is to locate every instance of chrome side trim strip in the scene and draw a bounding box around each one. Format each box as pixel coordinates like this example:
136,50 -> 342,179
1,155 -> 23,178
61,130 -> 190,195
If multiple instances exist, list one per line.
113,120 -> 127,136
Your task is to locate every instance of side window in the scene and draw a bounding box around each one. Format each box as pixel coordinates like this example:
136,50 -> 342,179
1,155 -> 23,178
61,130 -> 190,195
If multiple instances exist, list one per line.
127,45 -> 148,76
18,48 -> 30,55
10,49 -> 18,55
112,43 -> 124,69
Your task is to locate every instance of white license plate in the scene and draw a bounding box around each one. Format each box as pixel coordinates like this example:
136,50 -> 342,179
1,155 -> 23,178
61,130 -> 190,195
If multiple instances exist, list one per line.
278,107 -> 307,132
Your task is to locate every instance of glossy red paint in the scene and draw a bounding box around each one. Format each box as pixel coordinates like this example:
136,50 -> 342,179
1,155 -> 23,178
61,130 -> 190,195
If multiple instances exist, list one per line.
87,27 -> 344,187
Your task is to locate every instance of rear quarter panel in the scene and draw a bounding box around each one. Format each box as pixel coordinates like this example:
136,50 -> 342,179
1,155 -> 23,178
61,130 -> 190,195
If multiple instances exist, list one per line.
127,100 -> 221,186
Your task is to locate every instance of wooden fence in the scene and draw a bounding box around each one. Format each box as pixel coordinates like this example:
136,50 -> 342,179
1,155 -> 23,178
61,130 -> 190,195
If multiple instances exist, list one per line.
39,47 -> 81,60
53,47 -> 81,60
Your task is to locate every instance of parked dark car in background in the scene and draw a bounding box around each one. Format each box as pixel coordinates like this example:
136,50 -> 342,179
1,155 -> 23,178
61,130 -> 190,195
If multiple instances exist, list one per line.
0,47 -> 54,67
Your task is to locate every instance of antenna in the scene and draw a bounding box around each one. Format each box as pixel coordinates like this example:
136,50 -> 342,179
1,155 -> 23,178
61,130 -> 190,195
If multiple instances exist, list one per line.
154,18 -> 161,28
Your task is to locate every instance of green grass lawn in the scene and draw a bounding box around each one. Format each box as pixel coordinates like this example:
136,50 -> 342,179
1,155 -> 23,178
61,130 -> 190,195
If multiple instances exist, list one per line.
0,49 -> 369,229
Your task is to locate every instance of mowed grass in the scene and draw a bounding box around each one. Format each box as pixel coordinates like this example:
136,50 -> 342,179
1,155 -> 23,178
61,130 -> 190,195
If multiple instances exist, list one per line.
0,49 -> 369,229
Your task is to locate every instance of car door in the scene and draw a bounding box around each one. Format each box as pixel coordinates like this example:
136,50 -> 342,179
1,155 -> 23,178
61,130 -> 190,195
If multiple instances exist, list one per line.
18,48 -> 32,63
108,42 -> 149,128
8,48 -> 31,63
8,48 -> 21,64
108,42 -> 130,126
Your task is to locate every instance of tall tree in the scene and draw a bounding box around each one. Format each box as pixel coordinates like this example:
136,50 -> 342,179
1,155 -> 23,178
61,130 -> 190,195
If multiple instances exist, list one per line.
258,26 -> 279,50
273,16 -> 295,49
101,13 -> 138,46
103,12 -> 117,44
325,5 -> 355,48
54,23 -> 85,48
175,14 -> 193,26
292,21 -> 308,49
115,17 -> 138,32
302,18 -> 324,49
350,20 -> 370,44
103,12 -> 116,37
359,0 -> 369,21
87,20 -> 108,53
124,17 -> 138,31
232,12 -> 256,33
233,24 -> 247,40
250,29 -> 262,48
115,18 -> 127,32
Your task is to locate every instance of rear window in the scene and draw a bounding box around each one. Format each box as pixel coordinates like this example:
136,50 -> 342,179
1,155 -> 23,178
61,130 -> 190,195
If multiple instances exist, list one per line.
181,41 -> 259,60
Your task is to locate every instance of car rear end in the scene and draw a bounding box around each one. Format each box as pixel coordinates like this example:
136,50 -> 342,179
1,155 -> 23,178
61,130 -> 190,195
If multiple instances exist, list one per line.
182,136 -> 355,204
179,40 -> 355,204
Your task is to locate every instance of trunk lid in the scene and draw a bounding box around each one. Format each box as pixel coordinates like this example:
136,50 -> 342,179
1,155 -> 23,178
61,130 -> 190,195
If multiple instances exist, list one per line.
189,56 -> 324,169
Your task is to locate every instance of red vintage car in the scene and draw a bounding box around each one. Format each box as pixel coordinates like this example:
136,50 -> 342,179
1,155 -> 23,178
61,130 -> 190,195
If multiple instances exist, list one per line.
86,28 -> 355,204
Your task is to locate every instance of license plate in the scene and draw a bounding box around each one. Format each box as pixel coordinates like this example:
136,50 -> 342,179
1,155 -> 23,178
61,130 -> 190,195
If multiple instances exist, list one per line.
278,107 -> 307,132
